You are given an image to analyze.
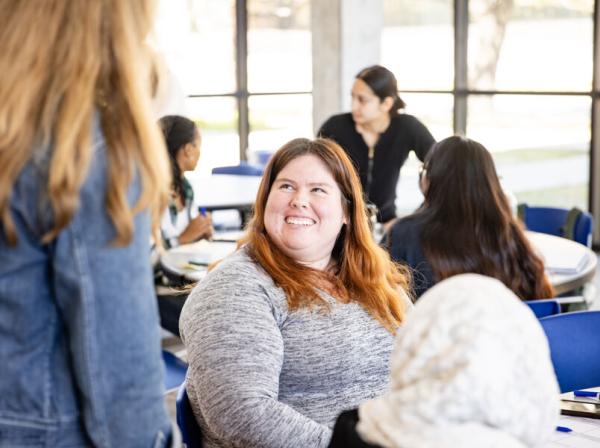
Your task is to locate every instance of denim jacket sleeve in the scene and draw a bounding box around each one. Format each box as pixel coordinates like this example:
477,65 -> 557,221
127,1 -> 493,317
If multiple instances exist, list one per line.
5,128 -> 172,446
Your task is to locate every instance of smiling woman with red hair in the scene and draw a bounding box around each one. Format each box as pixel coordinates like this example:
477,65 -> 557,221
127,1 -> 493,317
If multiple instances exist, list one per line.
180,137 -> 412,448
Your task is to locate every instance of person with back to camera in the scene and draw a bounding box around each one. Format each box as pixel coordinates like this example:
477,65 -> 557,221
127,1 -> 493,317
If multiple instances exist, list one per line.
0,0 -> 177,446
328,274 -> 560,448
318,65 -> 435,228
383,135 -> 554,299
179,137 -> 414,448
159,115 -> 213,248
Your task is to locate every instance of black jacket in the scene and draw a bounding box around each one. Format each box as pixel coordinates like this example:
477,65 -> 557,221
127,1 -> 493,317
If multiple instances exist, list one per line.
328,409 -> 381,448
319,113 -> 434,222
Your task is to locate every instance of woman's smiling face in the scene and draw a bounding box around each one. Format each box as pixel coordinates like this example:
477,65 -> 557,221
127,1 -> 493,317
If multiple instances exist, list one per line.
264,154 -> 347,270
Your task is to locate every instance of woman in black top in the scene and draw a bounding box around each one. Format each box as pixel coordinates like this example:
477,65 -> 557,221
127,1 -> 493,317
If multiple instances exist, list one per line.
318,65 -> 435,225
383,135 -> 554,300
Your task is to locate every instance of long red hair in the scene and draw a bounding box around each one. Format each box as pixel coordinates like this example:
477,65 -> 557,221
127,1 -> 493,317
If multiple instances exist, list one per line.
240,138 -> 410,332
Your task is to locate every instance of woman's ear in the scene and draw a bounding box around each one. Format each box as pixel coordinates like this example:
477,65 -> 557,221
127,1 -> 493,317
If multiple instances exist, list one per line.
419,174 -> 430,195
183,142 -> 194,157
381,96 -> 394,113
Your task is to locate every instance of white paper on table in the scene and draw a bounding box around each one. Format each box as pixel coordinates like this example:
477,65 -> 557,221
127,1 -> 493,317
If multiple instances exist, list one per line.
528,232 -> 590,275
169,240 -> 238,267
544,415 -> 600,447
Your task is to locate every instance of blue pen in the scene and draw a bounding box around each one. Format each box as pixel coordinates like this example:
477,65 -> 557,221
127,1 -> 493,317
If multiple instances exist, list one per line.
199,207 -> 207,217
556,426 -> 572,433
574,390 -> 600,398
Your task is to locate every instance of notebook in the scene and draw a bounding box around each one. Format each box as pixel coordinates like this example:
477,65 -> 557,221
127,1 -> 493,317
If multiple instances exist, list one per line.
544,250 -> 590,275
527,231 -> 591,276
561,390 -> 600,419
185,240 -> 237,266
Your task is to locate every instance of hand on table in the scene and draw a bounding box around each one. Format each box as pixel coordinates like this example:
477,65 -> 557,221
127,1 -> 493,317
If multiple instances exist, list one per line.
179,214 -> 214,244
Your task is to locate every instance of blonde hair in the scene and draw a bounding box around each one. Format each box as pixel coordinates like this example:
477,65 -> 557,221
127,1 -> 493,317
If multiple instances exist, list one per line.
0,0 -> 169,245
241,138 -> 411,333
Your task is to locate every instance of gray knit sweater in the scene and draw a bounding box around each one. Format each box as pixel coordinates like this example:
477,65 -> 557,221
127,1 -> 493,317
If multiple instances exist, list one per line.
180,247 -> 405,448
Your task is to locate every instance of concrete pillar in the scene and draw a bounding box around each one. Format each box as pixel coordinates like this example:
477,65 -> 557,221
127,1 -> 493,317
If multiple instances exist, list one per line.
311,0 -> 383,133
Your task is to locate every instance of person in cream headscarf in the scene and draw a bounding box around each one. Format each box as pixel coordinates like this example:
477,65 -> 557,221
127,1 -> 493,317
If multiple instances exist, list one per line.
329,273 -> 560,448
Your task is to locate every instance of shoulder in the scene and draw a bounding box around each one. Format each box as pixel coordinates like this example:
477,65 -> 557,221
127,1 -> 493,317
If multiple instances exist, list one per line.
390,113 -> 428,131
180,247 -> 287,334
319,113 -> 354,135
197,247 -> 277,294
389,215 -> 423,240
383,215 -> 425,261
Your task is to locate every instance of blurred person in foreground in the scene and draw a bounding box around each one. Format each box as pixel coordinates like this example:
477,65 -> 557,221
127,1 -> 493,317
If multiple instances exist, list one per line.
329,273 -> 560,448
384,135 -> 554,300
0,0 -> 177,445
180,137 -> 413,447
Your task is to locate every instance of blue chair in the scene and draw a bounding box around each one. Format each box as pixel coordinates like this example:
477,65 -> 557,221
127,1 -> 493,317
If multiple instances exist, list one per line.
212,161 -> 264,176
539,311 -> 600,392
176,381 -> 203,447
518,204 -> 593,247
162,350 -> 188,391
524,299 -> 561,318
253,150 -> 273,166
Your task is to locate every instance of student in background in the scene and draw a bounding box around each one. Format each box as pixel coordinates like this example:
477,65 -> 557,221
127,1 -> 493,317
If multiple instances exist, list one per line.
0,1 -> 175,445
180,137 -> 413,447
159,115 -> 212,248
329,274 -> 560,448
384,136 -> 554,300
318,65 -> 435,228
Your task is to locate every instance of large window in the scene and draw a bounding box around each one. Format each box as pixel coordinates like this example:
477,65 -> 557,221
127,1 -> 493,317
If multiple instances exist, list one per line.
154,0 -> 311,174
247,1 -> 313,161
382,0 -> 595,216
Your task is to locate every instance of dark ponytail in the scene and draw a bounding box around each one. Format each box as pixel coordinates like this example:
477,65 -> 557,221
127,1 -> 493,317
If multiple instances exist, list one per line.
158,115 -> 197,198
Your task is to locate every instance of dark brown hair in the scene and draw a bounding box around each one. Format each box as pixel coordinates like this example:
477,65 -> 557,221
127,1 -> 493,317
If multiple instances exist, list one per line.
418,136 -> 554,300
240,137 -> 411,332
356,65 -> 405,116
159,115 -> 198,199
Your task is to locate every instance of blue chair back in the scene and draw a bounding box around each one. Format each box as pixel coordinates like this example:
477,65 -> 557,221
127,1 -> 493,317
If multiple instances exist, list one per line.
176,381 -> 203,447
518,204 -> 593,247
251,150 -> 273,166
524,299 -> 561,318
212,161 -> 264,176
539,311 -> 600,392
162,350 -> 188,391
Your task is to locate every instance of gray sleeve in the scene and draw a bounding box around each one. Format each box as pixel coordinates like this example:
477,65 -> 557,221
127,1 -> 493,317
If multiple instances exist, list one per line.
180,258 -> 331,448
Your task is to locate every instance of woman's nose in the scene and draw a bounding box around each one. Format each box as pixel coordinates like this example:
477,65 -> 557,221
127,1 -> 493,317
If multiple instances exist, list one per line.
290,191 -> 308,208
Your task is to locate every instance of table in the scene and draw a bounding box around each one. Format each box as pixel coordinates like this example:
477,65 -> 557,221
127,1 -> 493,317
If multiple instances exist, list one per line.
160,239 -> 239,283
546,415 -> 600,447
161,231 -> 596,292
545,387 -> 600,447
527,231 -> 597,296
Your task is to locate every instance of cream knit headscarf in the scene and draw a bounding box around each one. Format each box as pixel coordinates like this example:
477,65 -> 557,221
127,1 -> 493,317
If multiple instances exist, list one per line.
357,274 -> 559,448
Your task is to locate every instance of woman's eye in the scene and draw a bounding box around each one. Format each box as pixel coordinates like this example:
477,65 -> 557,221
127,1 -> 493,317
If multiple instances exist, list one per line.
279,183 -> 293,191
312,187 -> 327,194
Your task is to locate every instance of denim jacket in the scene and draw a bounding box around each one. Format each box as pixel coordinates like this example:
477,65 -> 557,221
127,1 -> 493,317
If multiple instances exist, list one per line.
0,122 -> 172,447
